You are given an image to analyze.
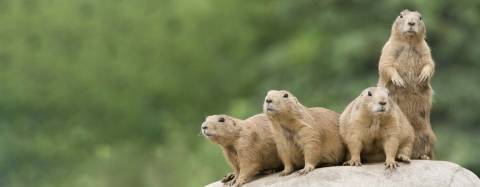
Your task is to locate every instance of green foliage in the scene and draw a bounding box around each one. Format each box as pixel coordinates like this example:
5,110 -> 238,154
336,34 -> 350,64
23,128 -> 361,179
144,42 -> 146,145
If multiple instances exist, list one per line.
0,0 -> 479,186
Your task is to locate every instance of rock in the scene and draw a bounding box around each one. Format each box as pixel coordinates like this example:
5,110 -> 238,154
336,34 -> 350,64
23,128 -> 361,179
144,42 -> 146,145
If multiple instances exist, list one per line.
205,160 -> 480,187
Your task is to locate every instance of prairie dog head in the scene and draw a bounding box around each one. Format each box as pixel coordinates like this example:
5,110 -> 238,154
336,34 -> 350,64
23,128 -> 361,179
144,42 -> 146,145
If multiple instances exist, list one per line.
263,90 -> 301,117
392,9 -> 426,38
201,115 -> 240,145
359,87 -> 391,115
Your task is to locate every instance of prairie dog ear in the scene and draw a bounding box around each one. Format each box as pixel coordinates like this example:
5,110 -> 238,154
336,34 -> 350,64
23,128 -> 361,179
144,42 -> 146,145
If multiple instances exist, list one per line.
222,116 -> 238,126
224,116 -> 234,126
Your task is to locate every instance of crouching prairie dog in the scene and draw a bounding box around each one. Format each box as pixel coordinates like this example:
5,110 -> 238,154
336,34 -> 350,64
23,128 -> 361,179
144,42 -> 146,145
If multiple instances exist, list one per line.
201,114 -> 282,186
377,9 -> 437,159
263,90 -> 345,176
339,87 -> 414,169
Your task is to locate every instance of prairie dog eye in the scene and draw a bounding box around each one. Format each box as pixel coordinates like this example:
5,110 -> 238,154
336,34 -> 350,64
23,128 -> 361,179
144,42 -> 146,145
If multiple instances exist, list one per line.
218,117 -> 225,123
367,91 -> 372,97
419,16 -> 422,20
283,93 -> 289,98
399,14 -> 403,18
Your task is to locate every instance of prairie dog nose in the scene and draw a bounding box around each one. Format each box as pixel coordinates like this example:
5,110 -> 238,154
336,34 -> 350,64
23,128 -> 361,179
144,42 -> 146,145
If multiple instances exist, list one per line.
408,22 -> 415,26
379,101 -> 387,106
265,99 -> 272,103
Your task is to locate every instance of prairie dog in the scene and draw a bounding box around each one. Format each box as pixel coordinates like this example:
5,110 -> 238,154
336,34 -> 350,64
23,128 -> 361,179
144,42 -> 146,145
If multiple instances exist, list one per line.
377,9 -> 437,159
201,114 -> 282,186
339,87 -> 414,169
263,90 -> 344,176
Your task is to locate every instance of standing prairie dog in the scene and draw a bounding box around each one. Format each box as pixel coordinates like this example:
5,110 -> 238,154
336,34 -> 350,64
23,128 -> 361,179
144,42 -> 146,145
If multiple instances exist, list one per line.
340,87 -> 414,169
201,114 -> 282,187
263,90 -> 345,176
378,9 -> 437,159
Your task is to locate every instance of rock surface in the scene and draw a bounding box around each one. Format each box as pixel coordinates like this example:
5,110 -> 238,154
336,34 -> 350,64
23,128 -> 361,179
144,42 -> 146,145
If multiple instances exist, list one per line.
205,160 -> 480,187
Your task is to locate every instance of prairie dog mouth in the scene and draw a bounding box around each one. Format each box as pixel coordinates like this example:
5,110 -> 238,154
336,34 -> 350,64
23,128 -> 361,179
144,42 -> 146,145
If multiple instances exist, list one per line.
264,103 -> 276,112
375,107 -> 387,113
405,28 -> 417,34
202,130 -> 214,137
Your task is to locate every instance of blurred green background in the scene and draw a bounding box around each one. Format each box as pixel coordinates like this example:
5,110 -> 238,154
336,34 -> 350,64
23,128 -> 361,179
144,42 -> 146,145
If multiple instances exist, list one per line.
0,0 -> 479,186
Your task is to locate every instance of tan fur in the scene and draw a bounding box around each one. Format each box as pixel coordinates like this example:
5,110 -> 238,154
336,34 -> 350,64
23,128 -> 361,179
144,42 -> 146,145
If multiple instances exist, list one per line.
377,9 -> 437,159
201,114 -> 282,187
339,87 -> 414,169
263,90 -> 345,176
